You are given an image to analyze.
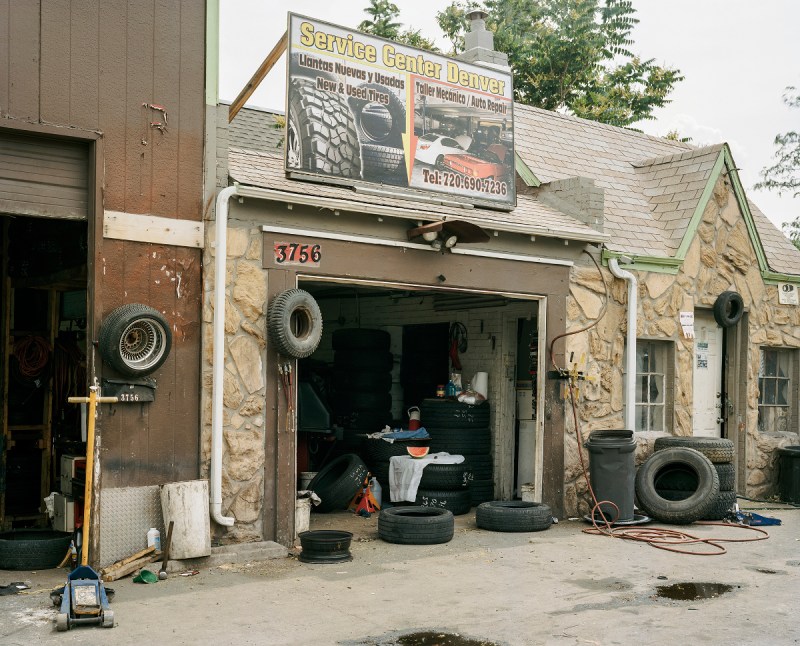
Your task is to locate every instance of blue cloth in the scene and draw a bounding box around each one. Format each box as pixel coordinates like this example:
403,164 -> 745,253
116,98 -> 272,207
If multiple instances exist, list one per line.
384,428 -> 430,440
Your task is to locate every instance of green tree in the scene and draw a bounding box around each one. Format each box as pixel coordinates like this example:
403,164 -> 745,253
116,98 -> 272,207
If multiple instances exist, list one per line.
359,0 -> 439,51
436,0 -> 682,127
754,88 -> 800,249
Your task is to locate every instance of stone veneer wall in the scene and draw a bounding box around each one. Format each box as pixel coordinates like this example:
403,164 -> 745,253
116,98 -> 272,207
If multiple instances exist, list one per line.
201,224 -> 268,541
562,176 -> 800,516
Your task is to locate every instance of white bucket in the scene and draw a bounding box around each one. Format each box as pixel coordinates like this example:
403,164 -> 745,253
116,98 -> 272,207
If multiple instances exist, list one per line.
299,471 -> 317,490
473,372 -> 489,399
160,480 -> 212,559
295,496 -> 311,537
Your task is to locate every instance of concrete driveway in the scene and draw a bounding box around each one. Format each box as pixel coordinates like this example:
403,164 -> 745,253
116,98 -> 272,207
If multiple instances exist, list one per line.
1,499 -> 798,645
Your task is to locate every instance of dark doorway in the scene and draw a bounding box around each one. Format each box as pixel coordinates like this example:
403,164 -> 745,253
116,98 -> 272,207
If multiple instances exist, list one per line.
400,322 -> 450,418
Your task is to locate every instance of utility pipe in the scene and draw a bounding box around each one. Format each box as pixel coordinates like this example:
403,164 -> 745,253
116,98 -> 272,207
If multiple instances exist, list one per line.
608,258 -> 637,431
210,185 -> 238,527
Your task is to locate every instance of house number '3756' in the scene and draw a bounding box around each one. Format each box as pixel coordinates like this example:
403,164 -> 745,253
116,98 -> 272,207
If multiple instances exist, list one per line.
274,242 -> 321,267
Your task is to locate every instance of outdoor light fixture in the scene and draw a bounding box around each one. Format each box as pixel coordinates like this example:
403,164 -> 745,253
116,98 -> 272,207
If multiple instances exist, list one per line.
444,235 -> 458,248
422,231 -> 439,242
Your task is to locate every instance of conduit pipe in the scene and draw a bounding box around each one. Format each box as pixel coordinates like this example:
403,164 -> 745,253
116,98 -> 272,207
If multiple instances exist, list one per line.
210,185 -> 239,527
608,258 -> 637,431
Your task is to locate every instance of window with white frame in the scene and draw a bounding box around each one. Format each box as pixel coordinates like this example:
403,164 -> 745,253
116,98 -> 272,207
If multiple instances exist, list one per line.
635,341 -> 670,432
758,348 -> 797,434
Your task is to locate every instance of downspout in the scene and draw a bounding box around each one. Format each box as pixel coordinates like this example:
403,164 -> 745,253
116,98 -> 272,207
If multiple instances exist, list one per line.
608,258 -> 637,431
210,185 -> 238,527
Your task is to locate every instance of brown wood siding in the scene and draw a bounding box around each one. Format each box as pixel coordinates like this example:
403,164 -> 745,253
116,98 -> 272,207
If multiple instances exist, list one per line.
262,235 -> 570,537
0,1 -> 207,488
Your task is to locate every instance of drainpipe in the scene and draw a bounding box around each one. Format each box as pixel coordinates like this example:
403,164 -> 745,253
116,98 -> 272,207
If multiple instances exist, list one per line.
210,185 -> 238,527
608,258 -> 637,431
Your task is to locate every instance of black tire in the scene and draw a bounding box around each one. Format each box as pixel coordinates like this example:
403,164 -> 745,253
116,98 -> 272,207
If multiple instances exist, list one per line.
0,530 -> 72,570
464,454 -> 493,480
419,463 -> 472,490
332,370 -> 392,393
348,84 -> 406,147
701,490 -> 738,520
428,427 -> 491,455
308,454 -> 369,513
415,488 -> 471,515
334,352 -> 394,372
653,437 -> 734,464
361,143 -> 404,172
267,289 -> 323,359
339,409 -> 393,431
332,328 -> 391,352
715,462 -> 736,491
470,479 -> 495,505
334,390 -> 392,411
298,530 -> 353,563
476,501 -> 553,532
378,506 -> 454,544
713,291 -> 744,328
98,304 -> 172,377
635,448 -> 720,524
363,438 -> 429,464
420,399 -> 490,429
286,78 -> 362,178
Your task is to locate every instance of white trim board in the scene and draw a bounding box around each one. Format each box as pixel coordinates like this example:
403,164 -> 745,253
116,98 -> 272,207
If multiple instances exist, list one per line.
103,211 -> 204,248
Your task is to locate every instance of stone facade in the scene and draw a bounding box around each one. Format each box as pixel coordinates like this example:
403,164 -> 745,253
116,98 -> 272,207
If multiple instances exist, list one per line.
563,177 -> 800,516
201,224 -> 267,541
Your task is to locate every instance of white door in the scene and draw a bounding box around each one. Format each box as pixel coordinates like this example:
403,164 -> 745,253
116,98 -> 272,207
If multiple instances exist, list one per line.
693,310 -> 723,437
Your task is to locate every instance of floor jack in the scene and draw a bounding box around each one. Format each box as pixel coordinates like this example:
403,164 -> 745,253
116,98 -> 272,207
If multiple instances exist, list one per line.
54,385 -> 118,631
55,565 -> 114,631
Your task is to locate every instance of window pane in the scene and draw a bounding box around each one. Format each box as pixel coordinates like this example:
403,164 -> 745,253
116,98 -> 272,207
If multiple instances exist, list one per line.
778,351 -> 790,378
777,380 -> 789,406
636,405 -> 647,432
651,405 -> 664,432
758,377 -> 765,405
764,350 -> 777,377
651,375 -> 664,404
636,376 -> 646,403
763,379 -> 776,406
636,345 -> 649,373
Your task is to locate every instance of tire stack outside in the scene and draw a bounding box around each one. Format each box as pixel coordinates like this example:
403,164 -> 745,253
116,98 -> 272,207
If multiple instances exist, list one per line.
421,398 -> 493,507
652,437 -> 737,521
331,329 -> 394,447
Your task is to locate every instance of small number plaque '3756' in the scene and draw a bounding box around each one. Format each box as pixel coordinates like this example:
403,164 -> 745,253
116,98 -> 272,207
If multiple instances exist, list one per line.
274,241 -> 321,267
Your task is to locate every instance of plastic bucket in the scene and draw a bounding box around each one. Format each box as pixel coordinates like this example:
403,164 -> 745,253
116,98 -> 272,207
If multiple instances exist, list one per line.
584,430 -> 636,522
299,471 -> 317,490
778,446 -> 800,504
295,496 -> 311,537
160,480 -> 211,559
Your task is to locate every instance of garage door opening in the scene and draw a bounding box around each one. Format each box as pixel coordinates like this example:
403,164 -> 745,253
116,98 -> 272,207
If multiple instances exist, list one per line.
294,278 -> 544,507
0,216 -> 88,530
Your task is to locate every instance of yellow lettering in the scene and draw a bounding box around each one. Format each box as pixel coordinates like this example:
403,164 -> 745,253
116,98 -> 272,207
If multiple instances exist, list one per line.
299,21 -> 315,47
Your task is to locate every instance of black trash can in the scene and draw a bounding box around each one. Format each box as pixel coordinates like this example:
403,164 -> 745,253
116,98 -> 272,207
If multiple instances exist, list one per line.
777,445 -> 800,504
584,429 -> 636,521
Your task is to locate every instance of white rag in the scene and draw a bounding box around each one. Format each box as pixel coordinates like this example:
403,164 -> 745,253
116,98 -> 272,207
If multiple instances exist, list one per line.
389,452 -> 465,503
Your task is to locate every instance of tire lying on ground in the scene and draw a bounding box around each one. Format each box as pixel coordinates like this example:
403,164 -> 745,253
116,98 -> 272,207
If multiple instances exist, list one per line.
0,530 -> 73,570
414,488 -> 472,516
653,436 -> 734,464
714,462 -> 736,491
308,454 -> 369,513
701,489 -> 738,521
378,506 -> 454,544
635,447 -> 720,524
475,501 -> 553,532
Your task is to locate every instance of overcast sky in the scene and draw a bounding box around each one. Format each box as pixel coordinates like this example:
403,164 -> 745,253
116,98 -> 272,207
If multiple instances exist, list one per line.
219,0 -> 799,230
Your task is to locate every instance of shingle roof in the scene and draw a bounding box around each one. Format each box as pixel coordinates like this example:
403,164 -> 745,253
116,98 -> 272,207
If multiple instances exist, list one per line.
228,147 -> 607,242
228,103 -> 800,276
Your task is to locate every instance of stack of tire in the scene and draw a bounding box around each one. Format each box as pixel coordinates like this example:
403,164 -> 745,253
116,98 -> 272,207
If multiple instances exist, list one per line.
421,398 -> 493,508
635,437 -> 736,524
331,329 -> 394,449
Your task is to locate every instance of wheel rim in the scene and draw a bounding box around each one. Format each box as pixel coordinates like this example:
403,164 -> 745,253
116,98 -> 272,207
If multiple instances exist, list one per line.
118,318 -> 167,371
287,118 -> 301,168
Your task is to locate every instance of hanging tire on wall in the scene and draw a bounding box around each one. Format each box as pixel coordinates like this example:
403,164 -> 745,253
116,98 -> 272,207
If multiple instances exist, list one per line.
267,289 -> 323,359
286,78 -> 362,179
307,454 -> 369,513
635,447 -> 720,524
475,501 -> 553,533
378,506 -> 454,545
713,291 -> 744,327
98,304 -> 172,377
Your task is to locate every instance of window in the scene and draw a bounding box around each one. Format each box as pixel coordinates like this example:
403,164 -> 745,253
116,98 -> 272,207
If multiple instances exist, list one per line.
758,348 -> 797,433
635,341 -> 668,432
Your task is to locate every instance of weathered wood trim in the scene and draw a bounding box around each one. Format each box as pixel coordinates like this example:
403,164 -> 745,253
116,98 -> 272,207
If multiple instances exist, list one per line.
103,211 -> 204,248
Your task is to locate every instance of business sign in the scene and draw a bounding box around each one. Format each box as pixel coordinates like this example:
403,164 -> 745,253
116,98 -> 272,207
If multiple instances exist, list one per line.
285,14 -> 515,208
